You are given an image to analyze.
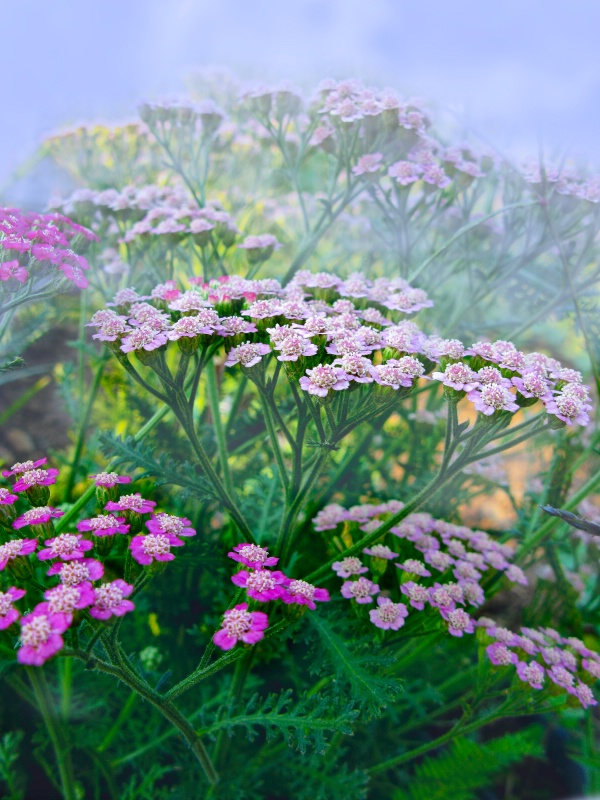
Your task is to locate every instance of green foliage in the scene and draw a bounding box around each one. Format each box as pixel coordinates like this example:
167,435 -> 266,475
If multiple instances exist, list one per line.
392,728 -> 545,800
0,731 -> 25,800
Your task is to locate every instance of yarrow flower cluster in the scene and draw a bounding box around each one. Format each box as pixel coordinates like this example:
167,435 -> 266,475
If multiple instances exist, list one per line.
0,457 -> 197,665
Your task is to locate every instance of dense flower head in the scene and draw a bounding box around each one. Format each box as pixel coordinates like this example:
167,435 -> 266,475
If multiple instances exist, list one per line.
280,578 -> 330,609
0,587 -> 26,629
47,558 -> 104,586
13,506 -> 64,529
370,596 -> 408,630
90,471 -> 132,488
332,557 -> 369,578
105,493 -> 157,514
228,543 -> 279,569
213,603 -> 269,650
146,513 -> 196,537
0,538 -> 38,569
37,533 -> 93,561
77,514 -> 130,536
341,577 -> 380,603
12,468 -> 59,492
44,582 -> 95,616
18,604 -> 70,665
89,580 -> 135,620
0,487 -> 17,505
231,569 -> 287,602
2,458 -> 48,477
130,532 -> 184,565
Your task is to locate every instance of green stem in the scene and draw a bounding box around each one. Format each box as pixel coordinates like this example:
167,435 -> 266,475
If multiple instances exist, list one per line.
97,691 -> 137,752
206,360 -> 234,497
260,393 -> 290,494
28,667 -> 77,800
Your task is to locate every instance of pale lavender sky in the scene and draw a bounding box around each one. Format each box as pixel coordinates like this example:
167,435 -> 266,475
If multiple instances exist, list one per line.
2,0 -> 599,198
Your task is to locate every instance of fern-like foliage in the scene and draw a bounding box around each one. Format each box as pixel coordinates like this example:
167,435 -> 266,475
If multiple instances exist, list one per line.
199,690 -> 357,754
308,612 -> 402,719
99,431 -> 216,500
391,728 -> 544,800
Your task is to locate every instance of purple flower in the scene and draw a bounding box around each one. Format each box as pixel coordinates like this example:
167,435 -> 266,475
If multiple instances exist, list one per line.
0,587 -> 26,629
231,569 -> 287,602
332,355 -> 375,383
332,557 -> 368,578
13,506 -> 64,529
400,581 -> 430,610
352,153 -> 383,177
228,543 -> 279,570
467,385 -> 519,416
89,580 -> 135,620
129,533 -> 184,565
37,533 -> 93,561
363,545 -> 398,559
428,583 -> 456,610
431,363 -> 479,392
440,608 -> 475,637
0,487 -> 17,505
280,578 -> 330,610
44,582 -> 95,618
12,468 -> 60,492
105,493 -> 157,514
424,550 -> 455,572
582,658 -> 600,680
341,577 -> 380,604
47,558 -> 104,586
0,538 -> 37,570
368,596 -> 408,630
512,372 -> 552,400
516,660 -> 545,689
396,559 -> 431,577
388,160 -> 423,186
225,343 -> 271,368
2,458 -> 47,477
504,565 -> 528,586
89,471 -> 132,488
544,393 -> 590,426
299,364 -> 350,397
77,515 -> 130,537
571,683 -> 598,708
548,665 -> 576,691
146,513 -> 196,537
213,603 -> 269,650
120,325 -> 168,353
17,603 -> 71,666
486,643 -> 519,666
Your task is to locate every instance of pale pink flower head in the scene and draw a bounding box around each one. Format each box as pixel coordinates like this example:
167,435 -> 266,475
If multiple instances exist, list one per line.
228,543 -> 279,570
77,514 -> 130,537
146,513 -> 195,537
582,658 -> 600,680
341,577 -> 380,604
12,468 -> 59,492
332,354 -> 375,383
129,533 -> 184,565
37,533 -> 93,562
231,569 -> 287,602
3,458 -> 47,477
431,362 -> 478,392
467,385 -> 519,416
352,153 -> 383,177
505,565 -> 528,586
224,343 -> 271,368
332,557 -> 368,578
299,364 -> 350,397
363,545 -> 398,559
0,538 -> 37,570
396,559 -> 431,577
516,660 -> 545,689
0,587 -> 26,629
369,596 -> 408,630
47,558 -> 104,585
486,642 -> 519,666
0,488 -> 17,505
280,578 -> 330,610
428,583 -> 456,610
424,550 -> 455,572
90,471 -> 132,488
571,682 -> 598,708
440,608 -> 475,637
388,160 -> 423,186
89,580 -> 135,620
400,581 -> 429,610
105,493 -> 157,514
18,603 -> 70,666
512,372 -> 552,400
213,603 -> 269,650
313,504 -> 347,531
120,325 -> 169,354
544,393 -> 590,426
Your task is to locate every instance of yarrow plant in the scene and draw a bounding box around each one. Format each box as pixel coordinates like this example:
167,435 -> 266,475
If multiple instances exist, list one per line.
2,71 -> 600,800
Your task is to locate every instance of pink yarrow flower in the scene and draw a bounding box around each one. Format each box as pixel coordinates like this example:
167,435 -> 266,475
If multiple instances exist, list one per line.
363,545 -> 398,559
228,543 -> 279,570
77,515 -> 130,537
0,587 -> 26,629
146,513 -> 196,537
396,559 -> 431,577
440,608 -> 475,637
516,660 -> 545,689
332,557 -> 369,578
340,577 -> 380,604
44,582 -> 95,617
0,538 -> 37,570
0,488 -> 17,505
12,468 -> 59,492
13,506 -> 64,529
37,533 -> 93,561
213,603 -> 269,650
90,471 -> 132,488
431,363 -> 478,392
280,578 -> 330,609
299,364 -> 350,397
231,569 -> 287,602
89,580 -> 135,620
47,558 -> 104,586
105,493 -> 157,514
18,603 -> 70,665
225,343 -> 271,368
2,458 -> 48,477
129,533 -> 184,565
400,581 -> 430,610
486,642 -> 519,666
369,596 -> 408,630
467,385 -> 519,415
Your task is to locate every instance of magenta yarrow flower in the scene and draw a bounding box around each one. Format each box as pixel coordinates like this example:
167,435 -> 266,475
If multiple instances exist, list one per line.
2,458 -> 47,477
89,580 -> 135,620
105,493 -> 157,514
47,558 -> 104,586
213,603 -> 269,650
332,557 -> 368,578
516,660 -> 545,689
280,578 -> 330,609
90,471 -> 132,488
37,533 -> 93,561
486,642 -> 519,666
363,544 -> 398,559
77,515 -> 130,537
0,538 -> 37,570
231,569 -> 287,602
299,364 -> 350,397
572,683 -> 598,708
13,506 -> 64,529
146,513 -> 196,537
129,533 -> 184,565
44,582 -> 95,616
341,577 -> 380,604
440,608 -> 475,637
0,488 -> 17,505
12,468 -> 59,492
0,587 -> 26,629
228,543 -> 279,570
369,596 -> 409,630
0,259 -> 28,282
18,604 -> 70,666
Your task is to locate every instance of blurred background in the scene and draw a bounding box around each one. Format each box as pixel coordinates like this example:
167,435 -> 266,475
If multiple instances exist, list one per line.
3,0 -> 600,204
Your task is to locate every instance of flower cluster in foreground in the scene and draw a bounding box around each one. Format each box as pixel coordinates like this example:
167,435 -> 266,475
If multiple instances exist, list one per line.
318,503 -> 598,708
0,459 -> 195,665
